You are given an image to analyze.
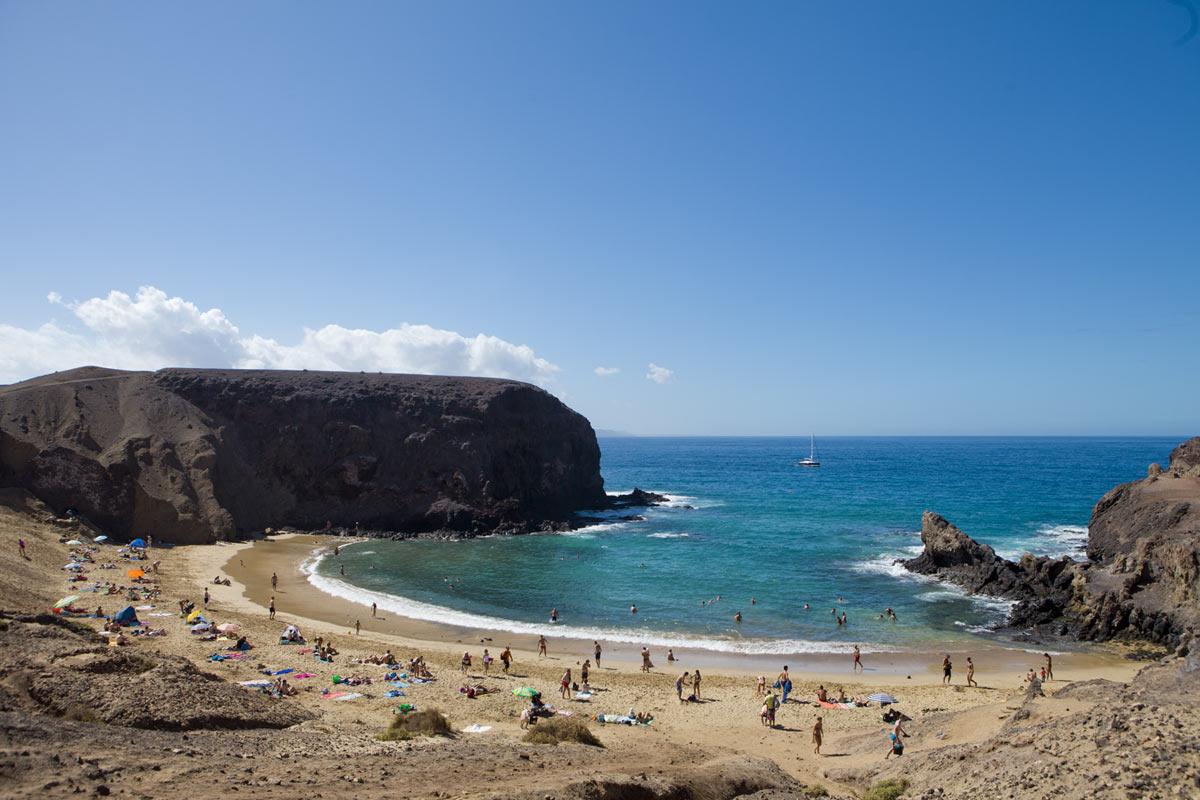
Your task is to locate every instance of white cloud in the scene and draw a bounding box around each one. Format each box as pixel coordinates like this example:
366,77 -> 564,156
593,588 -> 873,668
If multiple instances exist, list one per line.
646,363 -> 674,384
593,366 -> 620,377
0,286 -> 560,387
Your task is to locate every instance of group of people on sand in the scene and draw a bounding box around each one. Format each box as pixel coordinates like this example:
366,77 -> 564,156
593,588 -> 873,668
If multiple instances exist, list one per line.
1024,652 -> 1054,684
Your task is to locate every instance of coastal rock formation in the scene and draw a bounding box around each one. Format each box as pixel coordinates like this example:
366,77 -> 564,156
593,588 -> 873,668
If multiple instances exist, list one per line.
903,512 -> 1080,628
1074,436 -> 1200,645
904,437 -> 1200,649
0,367 -> 608,543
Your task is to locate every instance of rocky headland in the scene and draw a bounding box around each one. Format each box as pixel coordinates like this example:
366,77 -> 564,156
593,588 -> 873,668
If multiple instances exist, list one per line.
905,436 -> 1200,652
0,367 -> 616,543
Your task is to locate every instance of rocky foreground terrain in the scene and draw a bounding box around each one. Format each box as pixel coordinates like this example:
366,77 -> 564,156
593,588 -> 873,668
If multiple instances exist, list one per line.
905,437 -> 1200,652
0,367 -> 608,543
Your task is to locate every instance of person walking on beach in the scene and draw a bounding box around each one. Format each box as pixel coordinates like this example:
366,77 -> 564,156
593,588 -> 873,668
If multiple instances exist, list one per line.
268,596 -> 275,620
371,602 -> 377,618
482,649 -> 492,673
461,651 -> 472,673
354,619 -> 361,636
560,668 -> 572,699
500,646 -> 512,673
1043,652 -> 1054,681
641,647 -> 653,672
777,666 -> 792,704
942,654 -> 952,685
593,641 -> 602,668
852,645 -> 863,672
812,716 -> 824,754
203,587 -> 210,609
693,669 -> 702,700
966,656 -> 977,687
17,538 -> 27,559
761,691 -> 778,727
581,659 -> 590,685
537,635 -> 548,658
271,572 -> 278,591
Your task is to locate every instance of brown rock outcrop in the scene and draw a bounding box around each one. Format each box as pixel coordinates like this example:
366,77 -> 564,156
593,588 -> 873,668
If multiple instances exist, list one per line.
0,367 -> 607,543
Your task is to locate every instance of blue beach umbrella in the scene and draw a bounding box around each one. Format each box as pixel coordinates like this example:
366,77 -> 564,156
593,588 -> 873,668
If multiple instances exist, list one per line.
129,538 -> 146,549
867,692 -> 898,705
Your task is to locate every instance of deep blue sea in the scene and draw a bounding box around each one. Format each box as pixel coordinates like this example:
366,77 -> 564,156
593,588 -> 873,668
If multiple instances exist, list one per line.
311,437 -> 1179,654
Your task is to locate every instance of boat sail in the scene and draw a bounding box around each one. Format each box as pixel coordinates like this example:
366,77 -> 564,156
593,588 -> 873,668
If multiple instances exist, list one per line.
797,434 -> 820,467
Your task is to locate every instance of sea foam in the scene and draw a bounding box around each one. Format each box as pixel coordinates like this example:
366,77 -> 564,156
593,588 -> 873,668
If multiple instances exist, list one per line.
302,550 -> 889,655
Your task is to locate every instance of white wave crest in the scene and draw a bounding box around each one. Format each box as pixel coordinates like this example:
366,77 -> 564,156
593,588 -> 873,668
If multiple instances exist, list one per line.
996,523 -> 1089,561
648,532 -> 690,539
301,552 -> 891,655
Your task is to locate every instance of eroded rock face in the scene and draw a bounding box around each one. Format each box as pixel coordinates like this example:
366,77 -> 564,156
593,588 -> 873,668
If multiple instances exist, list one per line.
0,367 -> 607,543
904,437 -> 1200,650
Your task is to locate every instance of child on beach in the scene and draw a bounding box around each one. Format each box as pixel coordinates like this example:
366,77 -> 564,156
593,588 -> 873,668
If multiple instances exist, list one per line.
482,649 -> 492,673
755,675 -> 766,696
560,668 -> 572,699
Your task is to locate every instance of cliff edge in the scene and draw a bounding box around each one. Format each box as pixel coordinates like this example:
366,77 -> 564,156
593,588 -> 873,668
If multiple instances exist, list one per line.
905,436 -> 1200,651
0,367 -> 607,543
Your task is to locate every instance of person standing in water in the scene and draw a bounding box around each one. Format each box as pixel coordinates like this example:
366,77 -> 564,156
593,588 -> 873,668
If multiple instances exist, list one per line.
966,656 -> 978,687
549,608 -> 558,623
942,654 -> 953,685
852,645 -> 863,672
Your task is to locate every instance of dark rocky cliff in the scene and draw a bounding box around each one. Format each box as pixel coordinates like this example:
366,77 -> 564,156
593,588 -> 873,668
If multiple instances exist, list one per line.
0,367 -> 607,543
905,437 -> 1200,651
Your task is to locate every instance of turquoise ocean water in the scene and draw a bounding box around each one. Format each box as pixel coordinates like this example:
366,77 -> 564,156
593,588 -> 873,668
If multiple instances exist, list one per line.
310,437 -> 1178,654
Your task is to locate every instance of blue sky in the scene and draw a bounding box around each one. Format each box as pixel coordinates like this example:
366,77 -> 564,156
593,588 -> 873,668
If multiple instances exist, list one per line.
1,1 -> 1197,435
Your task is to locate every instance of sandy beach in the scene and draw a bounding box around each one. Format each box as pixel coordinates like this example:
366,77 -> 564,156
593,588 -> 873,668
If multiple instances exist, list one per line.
5,485 -> 1196,799
211,532 -> 1143,685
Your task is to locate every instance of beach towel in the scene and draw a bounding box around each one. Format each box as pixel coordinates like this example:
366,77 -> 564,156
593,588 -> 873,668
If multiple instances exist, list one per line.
239,680 -> 272,688
817,700 -> 857,710
331,692 -> 363,701
384,689 -> 406,698
462,724 -> 492,733
574,691 -> 593,701
293,672 -> 317,679
388,681 -> 410,688
321,691 -> 348,700
272,668 -> 295,676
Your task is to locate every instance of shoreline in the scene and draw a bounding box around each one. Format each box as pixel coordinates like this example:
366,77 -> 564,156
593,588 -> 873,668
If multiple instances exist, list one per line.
207,533 -> 1142,685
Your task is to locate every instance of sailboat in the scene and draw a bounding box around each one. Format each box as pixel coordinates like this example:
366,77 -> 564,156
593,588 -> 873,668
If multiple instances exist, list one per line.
797,434 -> 820,467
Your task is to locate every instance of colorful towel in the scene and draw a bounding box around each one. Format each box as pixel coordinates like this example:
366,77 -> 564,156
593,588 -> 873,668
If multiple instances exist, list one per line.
294,672 -> 316,679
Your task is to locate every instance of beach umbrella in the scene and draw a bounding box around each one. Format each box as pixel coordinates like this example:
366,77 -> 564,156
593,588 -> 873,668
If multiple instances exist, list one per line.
94,535 -> 108,543
867,692 -> 898,705
186,609 -> 203,623
217,623 -> 240,634
512,687 -> 537,698
66,539 -> 82,546
127,568 -> 145,579
54,594 -> 81,609
129,538 -> 146,549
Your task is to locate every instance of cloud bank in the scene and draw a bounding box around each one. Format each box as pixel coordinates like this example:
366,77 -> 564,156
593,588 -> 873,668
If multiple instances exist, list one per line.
646,363 -> 674,384
0,287 -> 560,386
